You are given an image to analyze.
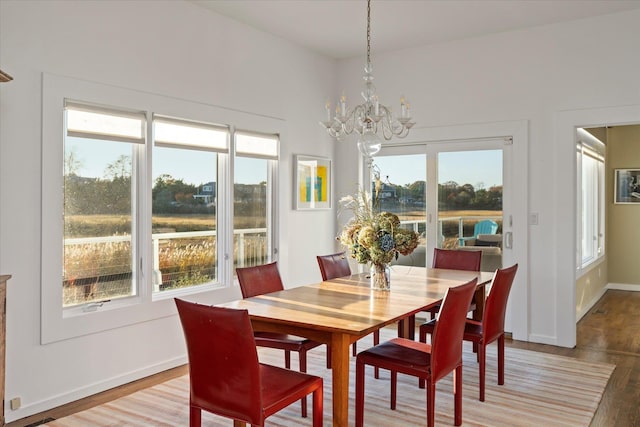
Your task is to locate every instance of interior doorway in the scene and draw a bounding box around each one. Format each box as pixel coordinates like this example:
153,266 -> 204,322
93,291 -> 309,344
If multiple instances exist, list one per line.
555,104 -> 640,347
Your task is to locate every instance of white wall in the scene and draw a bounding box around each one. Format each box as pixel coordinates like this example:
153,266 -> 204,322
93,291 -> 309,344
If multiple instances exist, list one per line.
0,0 -> 338,421
3,0 -> 640,421
335,9 -> 640,347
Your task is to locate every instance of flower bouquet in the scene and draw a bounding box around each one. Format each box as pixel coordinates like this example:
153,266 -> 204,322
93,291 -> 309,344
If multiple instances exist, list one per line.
338,190 -> 419,290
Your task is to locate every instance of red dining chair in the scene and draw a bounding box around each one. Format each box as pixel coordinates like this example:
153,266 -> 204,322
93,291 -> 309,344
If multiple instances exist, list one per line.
174,299 -> 323,426
425,248 -> 482,319
236,261 -> 330,417
355,279 -> 477,427
398,248 -> 482,339
420,264 -> 518,401
316,252 -> 380,357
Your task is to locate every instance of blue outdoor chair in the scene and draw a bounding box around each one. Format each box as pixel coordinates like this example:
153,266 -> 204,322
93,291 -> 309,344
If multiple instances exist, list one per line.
459,219 -> 498,246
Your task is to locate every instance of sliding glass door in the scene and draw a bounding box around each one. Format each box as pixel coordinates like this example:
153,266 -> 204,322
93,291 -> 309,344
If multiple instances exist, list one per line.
374,139 -> 507,272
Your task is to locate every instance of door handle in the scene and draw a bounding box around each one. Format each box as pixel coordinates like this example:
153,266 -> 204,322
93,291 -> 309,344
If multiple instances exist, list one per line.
505,231 -> 513,249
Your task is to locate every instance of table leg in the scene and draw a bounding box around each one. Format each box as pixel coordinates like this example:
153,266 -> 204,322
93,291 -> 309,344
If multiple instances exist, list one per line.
472,286 -> 486,321
233,421 -> 245,427
331,333 -> 351,427
397,315 -> 415,339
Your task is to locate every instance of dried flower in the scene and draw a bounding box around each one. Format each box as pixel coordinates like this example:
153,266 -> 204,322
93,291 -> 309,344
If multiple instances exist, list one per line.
338,189 -> 419,266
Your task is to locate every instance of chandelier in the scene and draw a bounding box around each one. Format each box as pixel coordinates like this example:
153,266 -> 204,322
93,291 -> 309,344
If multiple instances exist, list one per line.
320,0 -> 415,158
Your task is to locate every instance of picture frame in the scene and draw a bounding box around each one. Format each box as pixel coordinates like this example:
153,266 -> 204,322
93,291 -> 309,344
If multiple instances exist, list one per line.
614,169 -> 640,204
294,155 -> 331,210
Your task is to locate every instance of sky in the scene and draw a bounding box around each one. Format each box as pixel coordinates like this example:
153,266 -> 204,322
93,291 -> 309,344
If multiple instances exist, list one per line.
67,137 -> 263,185
68,137 -> 502,188
373,150 -> 502,189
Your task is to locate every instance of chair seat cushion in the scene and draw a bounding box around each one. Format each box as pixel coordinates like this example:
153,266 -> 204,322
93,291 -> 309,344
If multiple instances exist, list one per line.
462,320 -> 483,341
254,332 -> 320,350
260,364 -> 323,416
358,338 -> 432,371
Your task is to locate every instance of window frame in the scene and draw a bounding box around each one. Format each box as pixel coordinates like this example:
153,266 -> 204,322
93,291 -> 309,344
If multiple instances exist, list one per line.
576,128 -> 606,274
231,130 -> 280,277
42,73 -> 282,344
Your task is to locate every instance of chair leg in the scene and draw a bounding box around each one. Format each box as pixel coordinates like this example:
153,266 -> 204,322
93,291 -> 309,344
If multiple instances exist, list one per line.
312,387 -> 323,427
189,405 -> 201,427
418,328 -> 428,388
390,370 -> 397,410
355,358 -> 366,427
498,334 -> 505,385
326,344 -> 332,369
299,349 -> 308,417
426,379 -> 435,427
373,330 -> 380,379
352,341 -> 357,357
284,350 -> 291,369
478,343 -> 486,402
454,365 -> 462,426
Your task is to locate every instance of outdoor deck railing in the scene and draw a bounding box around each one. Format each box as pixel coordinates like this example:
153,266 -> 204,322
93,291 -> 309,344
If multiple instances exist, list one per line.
63,215 -> 501,304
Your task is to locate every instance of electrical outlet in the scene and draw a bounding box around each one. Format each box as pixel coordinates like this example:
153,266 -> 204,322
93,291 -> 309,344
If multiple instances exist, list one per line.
10,397 -> 21,410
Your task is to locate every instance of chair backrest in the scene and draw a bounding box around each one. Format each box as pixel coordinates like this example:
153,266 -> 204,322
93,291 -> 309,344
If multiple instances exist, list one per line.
316,251 -> 351,280
432,248 -> 482,271
482,264 -> 518,342
174,298 -> 263,425
474,220 -> 498,237
236,261 -> 284,298
430,279 -> 478,382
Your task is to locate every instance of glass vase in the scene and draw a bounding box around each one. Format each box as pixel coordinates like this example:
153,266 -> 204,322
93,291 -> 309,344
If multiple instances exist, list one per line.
370,263 -> 391,291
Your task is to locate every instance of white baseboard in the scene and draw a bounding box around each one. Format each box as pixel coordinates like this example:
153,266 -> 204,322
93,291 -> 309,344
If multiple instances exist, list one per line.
606,282 -> 640,291
5,356 -> 187,423
526,333 -> 558,346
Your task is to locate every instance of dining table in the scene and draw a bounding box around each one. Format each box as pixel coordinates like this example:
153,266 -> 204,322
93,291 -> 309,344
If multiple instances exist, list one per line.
220,264 -> 494,427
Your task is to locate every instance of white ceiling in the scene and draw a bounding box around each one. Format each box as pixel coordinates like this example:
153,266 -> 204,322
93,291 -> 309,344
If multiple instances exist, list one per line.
192,0 -> 640,59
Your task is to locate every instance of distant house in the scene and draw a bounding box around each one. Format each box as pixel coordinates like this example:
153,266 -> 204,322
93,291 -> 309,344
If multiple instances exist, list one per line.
193,182 -> 216,205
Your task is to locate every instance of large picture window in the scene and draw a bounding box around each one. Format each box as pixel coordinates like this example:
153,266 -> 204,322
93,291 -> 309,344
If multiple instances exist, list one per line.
63,102 -> 145,307
233,131 -> 278,274
152,116 -> 228,292
42,74 -> 280,343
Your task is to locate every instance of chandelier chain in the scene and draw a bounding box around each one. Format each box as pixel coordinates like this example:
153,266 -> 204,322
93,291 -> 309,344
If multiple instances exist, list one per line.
319,0 -> 415,158
366,0 -> 371,65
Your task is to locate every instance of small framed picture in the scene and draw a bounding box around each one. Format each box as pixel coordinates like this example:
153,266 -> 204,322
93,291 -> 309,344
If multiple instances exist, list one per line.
294,155 -> 331,210
614,169 -> 640,204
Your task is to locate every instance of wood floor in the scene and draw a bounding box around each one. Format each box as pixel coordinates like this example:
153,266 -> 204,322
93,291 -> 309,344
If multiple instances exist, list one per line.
7,289 -> 640,427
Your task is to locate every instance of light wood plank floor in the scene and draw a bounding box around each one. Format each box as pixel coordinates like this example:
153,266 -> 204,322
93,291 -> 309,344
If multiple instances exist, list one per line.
8,289 -> 640,427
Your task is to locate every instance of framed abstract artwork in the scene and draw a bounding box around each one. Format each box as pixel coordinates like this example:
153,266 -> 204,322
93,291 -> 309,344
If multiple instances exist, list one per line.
614,169 -> 640,204
294,155 -> 331,210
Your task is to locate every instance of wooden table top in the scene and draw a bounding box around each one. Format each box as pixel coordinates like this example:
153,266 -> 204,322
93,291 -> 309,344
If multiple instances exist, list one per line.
221,265 -> 493,338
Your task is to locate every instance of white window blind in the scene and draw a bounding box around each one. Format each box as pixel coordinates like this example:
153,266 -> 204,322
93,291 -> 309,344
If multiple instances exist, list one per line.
153,115 -> 229,152
235,130 -> 279,159
65,100 -> 145,143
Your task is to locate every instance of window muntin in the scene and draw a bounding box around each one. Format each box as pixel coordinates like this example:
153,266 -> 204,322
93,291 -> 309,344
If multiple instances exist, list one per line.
63,104 -> 143,308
